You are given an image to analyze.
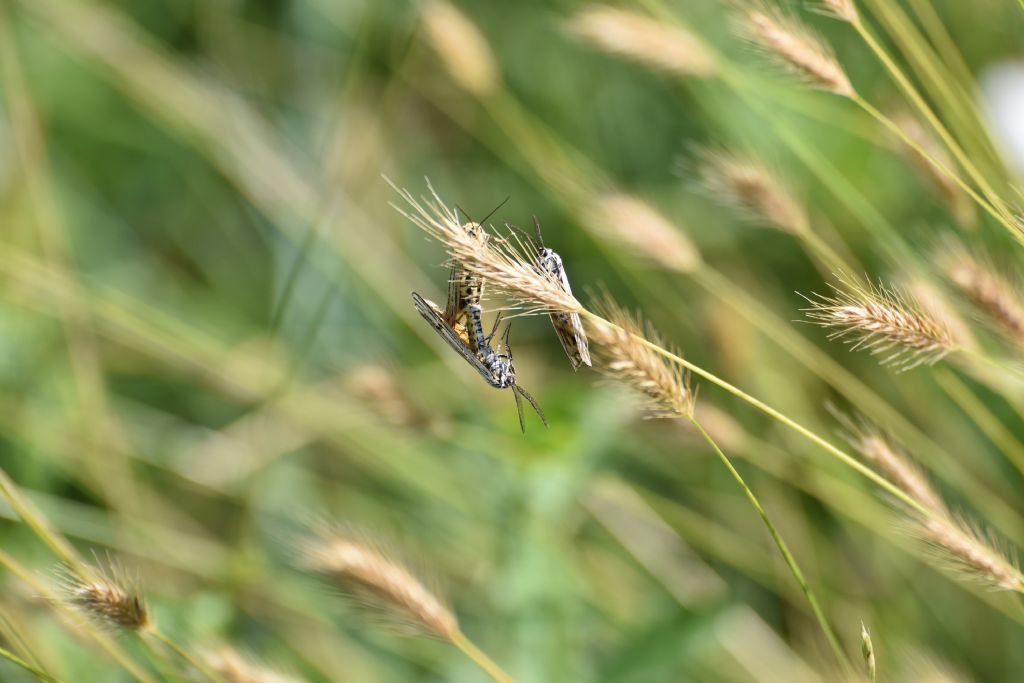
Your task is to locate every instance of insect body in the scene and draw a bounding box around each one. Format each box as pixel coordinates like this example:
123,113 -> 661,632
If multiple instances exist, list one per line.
412,292 -> 547,432
532,218 -> 592,370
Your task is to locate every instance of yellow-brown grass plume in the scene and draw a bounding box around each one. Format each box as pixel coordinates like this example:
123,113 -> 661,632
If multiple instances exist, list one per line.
695,146 -> 807,234
57,562 -> 149,632
818,0 -> 858,23
566,6 -> 716,78
738,4 -> 854,97
912,514 -> 1024,592
939,241 -> 1024,345
589,295 -> 695,420
892,112 -> 976,228
905,276 -> 978,353
299,524 -> 458,640
586,193 -> 702,273
835,411 -> 1024,592
391,179 -> 581,315
206,647 -> 305,683
421,0 -> 500,97
802,272 -> 956,369
835,411 -> 945,513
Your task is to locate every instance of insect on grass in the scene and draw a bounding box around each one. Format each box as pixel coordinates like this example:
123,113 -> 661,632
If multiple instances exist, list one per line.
530,217 -> 592,370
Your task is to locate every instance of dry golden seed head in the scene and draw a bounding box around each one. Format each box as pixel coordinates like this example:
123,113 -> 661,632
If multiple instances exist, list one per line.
891,112 -> 976,228
391,179 -> 582,315
695,146 -> 807,234
299,526 -> 458,641
589,295 -> 695,420
421,0 -> 501,97
904,276 -> 978,352
911,513 -> 1024,592
57,564 -> 150,632
566,6 -> 717,78
938,241 -> 1024,344
801,272 -> 956,369
834,410 -> 945,512
817,0 -> 858,23
206,648 -> 306,683
586,193 -> 701,273
739,6 -> 854,97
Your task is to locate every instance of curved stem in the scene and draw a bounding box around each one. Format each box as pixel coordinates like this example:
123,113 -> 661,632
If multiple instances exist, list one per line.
0,646 -> 64,683
688,418 -> 850,672
578,310 -> 931,518
451,631 -> 518,683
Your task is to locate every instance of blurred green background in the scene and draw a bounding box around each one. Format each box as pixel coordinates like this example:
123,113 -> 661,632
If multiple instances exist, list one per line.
1,0 -> 1023,681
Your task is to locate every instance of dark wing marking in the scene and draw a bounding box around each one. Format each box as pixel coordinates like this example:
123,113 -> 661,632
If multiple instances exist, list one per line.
412,292 -> 500,387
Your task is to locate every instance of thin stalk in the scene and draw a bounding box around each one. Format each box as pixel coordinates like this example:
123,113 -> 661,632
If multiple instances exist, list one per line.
688,418 -> 850,671
851,94 -> 1006,229
451,631 -> 518,683
849,18 -> 1016,233
578,310 -> 930,517
145,629 -> 229,683
933,367 -> 1024,479
0,647 -> 64,683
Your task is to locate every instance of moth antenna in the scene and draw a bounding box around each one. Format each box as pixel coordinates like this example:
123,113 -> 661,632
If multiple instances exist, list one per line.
514,385 -> 548,428
533,216 -> 545,248
485,312 -> 504,345
501,322 -> 513,358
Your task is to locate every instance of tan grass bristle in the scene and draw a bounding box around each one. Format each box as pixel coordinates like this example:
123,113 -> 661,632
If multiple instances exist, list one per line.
421,0 -> 500,97
939,241 -> 1024,345
834,411 -> 945,512
818,0 -> 858,23
566,6 -> 717,78
739,5 -> 854,97
391,180 -> 581,315
589,295 -> 695,419
905,276 -> 978,352
206,648 -> 305,683
802,272 -> 956,369
58,563 -> 149,632
300,526 -> 457,640
587,193 -> 702,273
892,112 -> 975,228
912,513 -> 1024,592
696,146 -> 807,234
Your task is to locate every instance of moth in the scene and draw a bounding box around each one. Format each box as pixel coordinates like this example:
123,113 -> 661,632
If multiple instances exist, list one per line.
531,218 -> 591,370
412,291 -> 547,432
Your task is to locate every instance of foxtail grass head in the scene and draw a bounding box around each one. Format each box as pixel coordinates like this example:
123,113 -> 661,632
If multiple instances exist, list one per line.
298,523 -> 458,640
738,3 -> 855,97
694,145 -> 807,235
566,6 -> 717,78
589,294 -> 695,420
586,193 -> 702,273
206,647 -> 306,683
421,0 -> 501,97
391,179 -> 582,316
57,562 -> 149,633
938,239 -> 1024,345
802,272 -> 956,369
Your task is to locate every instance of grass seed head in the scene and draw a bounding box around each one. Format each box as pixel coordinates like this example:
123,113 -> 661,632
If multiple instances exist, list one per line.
57,562 -> 149,632
206,647 -> 306,683
818,0 -> 858,23
911,513 -> 1024,592
695,146 -> 807,234
299,523 -> 458,641
392,179 -> 582,315
892,112 -> 975,228
587,193 -> 701,273
421,0 -> 500,97
739,4 -> 854,97
939,240 -> 1024,344
566,6 -> 717,78
589,294 -> 695,420
802,272 -> 956,369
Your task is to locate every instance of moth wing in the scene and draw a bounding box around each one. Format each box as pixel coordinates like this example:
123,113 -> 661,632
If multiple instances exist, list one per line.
412,292 -> 497,385
541,253 -> 592,370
